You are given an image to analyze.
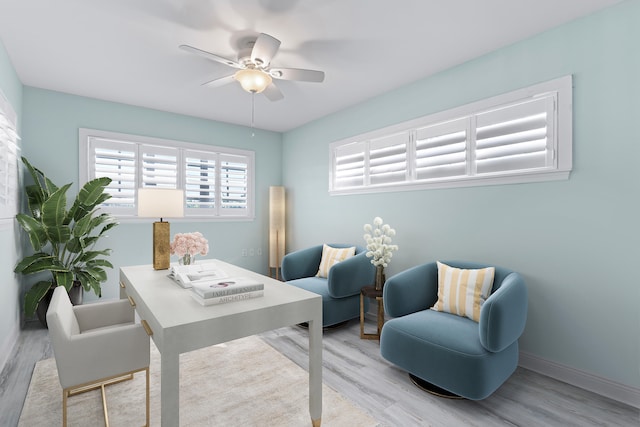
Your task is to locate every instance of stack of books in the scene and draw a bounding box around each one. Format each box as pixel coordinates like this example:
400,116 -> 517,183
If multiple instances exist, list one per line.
190,276 -> 265,306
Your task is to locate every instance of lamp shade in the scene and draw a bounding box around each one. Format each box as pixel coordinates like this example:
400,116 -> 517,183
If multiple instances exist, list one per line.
138,188 -> 184,219
234,68 -> 272,93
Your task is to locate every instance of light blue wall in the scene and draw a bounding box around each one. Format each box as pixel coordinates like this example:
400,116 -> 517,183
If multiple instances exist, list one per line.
282,1 -> 639,389
0,39 -> 23,365
21,87 -> 283,301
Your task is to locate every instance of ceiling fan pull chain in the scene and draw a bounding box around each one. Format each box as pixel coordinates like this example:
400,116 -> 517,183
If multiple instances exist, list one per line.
251,92 -> 256,137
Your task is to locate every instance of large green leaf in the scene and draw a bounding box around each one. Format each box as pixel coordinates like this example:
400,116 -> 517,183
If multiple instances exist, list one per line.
45,223 -> 72,246
98,220 -> 119,237
54,271 -> 74,291
69,177 -> 111,221
79,177 -> 112,206
15,213 -> 47,251
72,212 -> 93,237
25,185 -> 45,219
24,281 -> 54,318
14,253 -> 68,275
65,236 -> 83,254
21,157 -> 48,199
77,249 -> 112,264
41,184 -> 71,229
86,258 -> 114,269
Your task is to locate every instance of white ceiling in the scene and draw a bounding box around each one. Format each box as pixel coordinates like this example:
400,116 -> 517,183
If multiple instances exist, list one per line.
0,0 -> 621,132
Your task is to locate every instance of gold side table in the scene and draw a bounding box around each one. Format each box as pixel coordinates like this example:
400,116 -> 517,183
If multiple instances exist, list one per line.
360,285 -> 385,340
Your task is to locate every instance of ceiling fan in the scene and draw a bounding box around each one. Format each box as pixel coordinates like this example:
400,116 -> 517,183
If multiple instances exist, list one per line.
179,33 -> 325,101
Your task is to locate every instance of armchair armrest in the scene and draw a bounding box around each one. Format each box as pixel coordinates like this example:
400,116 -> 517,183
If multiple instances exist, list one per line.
383,263 -> 439,318
281,245 -> 323,281
73,299 -> 135,332
479,272 -> 528,352
327,252 -> 375,298
56,323 -> 150,389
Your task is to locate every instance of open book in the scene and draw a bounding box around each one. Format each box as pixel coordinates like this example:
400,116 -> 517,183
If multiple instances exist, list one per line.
168,262 -> 228,289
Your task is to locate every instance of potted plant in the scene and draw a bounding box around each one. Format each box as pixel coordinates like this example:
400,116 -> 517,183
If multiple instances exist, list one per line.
14,157 -> 118,325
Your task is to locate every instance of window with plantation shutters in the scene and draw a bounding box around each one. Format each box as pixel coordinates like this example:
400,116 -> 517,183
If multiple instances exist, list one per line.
219,154 -> 249,215
415,118 -> 467,181
185,149 -> 216,212
369,132 -> 408,186
330,75 -> 572,194
334,141 -> 366,190
0,92 -> 20,221
80,129 -> 254,220
474,97 -> 554,176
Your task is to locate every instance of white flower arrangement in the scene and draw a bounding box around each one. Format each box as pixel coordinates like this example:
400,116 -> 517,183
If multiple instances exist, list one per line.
363,217 -> 398,268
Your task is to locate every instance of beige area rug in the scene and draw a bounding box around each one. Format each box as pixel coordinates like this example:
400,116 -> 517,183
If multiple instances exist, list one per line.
19,335 -> 378,426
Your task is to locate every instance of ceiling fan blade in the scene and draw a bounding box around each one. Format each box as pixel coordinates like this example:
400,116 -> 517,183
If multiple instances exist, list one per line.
202,74 -> 236,88
179,44 -> 242,69
262,83 -> 284,102
251,33 -> 281,67
270,68 -> 325,83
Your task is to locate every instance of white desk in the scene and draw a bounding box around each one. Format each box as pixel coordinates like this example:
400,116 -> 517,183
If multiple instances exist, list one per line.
119,260 -> 323,426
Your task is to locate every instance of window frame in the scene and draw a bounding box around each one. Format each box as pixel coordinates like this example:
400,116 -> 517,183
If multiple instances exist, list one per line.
329,75 -> 572,195
79,128 -> 255,221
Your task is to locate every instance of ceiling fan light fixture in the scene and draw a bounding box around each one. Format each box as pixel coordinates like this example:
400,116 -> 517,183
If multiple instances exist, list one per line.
234,68 -> 272,93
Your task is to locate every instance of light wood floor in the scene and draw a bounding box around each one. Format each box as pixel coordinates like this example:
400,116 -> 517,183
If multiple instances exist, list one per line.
1,318 -> 638,427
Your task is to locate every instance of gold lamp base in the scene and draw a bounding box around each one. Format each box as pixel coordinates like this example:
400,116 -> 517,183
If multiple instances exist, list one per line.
153,221 -> 171,270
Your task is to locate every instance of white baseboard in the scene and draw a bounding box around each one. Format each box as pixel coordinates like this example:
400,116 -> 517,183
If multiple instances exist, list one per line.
519,351 -> 640,409
0,323 -> 19,375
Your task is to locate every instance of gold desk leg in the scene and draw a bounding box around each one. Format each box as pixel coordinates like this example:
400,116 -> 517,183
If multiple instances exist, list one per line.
312,417 -> 322,427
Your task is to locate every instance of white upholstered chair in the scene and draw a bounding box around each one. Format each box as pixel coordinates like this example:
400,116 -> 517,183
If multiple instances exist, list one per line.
46,286 -> 151,426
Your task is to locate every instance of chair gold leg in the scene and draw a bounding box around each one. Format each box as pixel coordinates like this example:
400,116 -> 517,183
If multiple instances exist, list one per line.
312,417 -> 321,427
101,383 -> 110,427
61,368 -> 149,427
62,389 -> 68,427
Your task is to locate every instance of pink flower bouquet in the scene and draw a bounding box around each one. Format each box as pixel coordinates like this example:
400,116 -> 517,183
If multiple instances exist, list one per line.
170,232 -> 209,264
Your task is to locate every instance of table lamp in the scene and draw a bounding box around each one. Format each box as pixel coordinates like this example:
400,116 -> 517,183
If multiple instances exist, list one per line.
138,188 -> 184,270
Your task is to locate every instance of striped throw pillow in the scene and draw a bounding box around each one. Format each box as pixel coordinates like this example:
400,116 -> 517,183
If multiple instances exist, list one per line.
316,245 -> 356,278
431,261 -> 495,322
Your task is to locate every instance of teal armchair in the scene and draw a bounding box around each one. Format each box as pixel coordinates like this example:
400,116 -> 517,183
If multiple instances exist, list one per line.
380,260 -> 528,399
281,244 -> 376,327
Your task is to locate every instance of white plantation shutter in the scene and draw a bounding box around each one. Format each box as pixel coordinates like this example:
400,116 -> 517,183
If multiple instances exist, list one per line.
369,132 -> 408,185
333,141 -> 366,189
330,76 -> 571,194
81,129 -> 254,219
141,145 -> 178,189
415,119 -> 467,181
475,96 -> 555,175
0,95 -> 19,220
185,149 -> 216,211
90,138 -> 137,214
219,153 -> 249,215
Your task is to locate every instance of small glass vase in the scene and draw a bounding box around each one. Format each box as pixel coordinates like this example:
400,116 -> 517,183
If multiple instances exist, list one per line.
179,254 -> 195,266
374,265 -> 386,291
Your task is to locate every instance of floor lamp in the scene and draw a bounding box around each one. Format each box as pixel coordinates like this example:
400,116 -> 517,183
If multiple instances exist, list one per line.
269,186 -> 285,280
138,188 -> 184,270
